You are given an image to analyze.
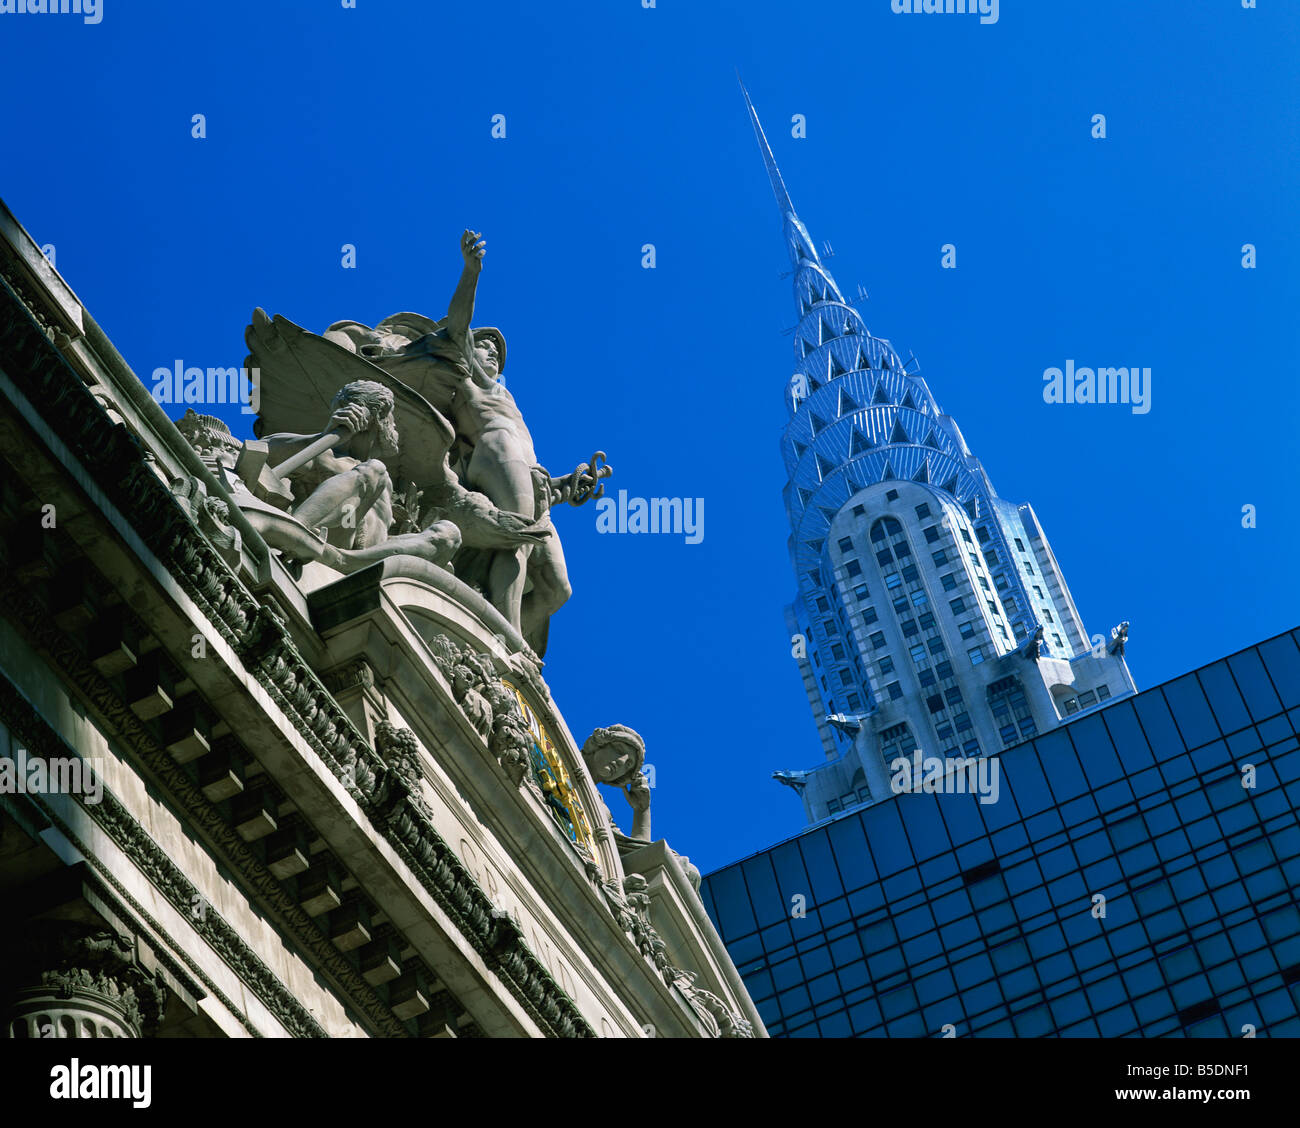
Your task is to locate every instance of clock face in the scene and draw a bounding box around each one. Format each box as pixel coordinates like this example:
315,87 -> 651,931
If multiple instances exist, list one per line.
503,680 -> 595,857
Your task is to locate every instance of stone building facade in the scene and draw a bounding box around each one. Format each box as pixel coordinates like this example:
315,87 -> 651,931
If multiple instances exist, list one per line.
0,198 -> 762,1039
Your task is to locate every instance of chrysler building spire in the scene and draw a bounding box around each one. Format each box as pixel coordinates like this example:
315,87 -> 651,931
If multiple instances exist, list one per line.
741,83 -> 1138,825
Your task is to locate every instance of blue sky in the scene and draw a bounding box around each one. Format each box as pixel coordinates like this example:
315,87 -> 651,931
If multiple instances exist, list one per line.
2,1 -> 1296,873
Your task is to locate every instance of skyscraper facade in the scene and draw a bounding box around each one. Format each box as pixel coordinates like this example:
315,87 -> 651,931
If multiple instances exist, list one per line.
740,84 -> 1137,826
703,629 -> 1300,1038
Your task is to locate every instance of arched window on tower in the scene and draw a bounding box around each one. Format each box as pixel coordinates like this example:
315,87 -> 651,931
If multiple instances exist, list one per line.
987,676 -> 1037,748
870,516 -> 902,543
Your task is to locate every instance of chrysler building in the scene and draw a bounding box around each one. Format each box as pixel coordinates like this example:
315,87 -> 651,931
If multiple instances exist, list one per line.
740,83 -> 1138,825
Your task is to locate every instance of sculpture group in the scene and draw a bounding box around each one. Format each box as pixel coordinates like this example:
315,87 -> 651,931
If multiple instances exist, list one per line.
181,231 -> 609,657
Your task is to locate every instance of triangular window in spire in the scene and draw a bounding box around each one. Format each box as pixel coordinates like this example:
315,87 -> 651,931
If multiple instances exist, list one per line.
818,505 -> 839,524
872,381 -> 892,406
809,412 -> 829,437
837,386 -> 859,416
941,473 -> 960,496
901,389 -> 917,410
805,538 -> 825,554
815,453 -> 836,480
797,486 -> 815,507
856,347 -> 871,372
849,429 -> 873,457
880,459 -> 896,482
923,429 -> 942,450
829,352 -> 849,379
890,416 -> 910,445
820,318 -> 835,346
912,459 -> 930,484
792,440 -> 808,458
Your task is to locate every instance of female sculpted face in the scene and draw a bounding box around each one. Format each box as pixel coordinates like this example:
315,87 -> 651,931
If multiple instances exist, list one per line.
592,744 -> 633,783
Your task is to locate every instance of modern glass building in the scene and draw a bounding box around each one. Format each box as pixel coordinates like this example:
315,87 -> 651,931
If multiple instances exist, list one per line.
702,629 -> 1300,1037
738,81 -> 1137,825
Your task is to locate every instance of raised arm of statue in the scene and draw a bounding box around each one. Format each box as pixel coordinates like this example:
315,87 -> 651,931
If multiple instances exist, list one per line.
445,229 -> 486,363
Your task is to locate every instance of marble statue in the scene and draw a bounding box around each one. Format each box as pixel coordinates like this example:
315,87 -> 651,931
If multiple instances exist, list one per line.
581,724 -> 651,842
240,230 -> 610,656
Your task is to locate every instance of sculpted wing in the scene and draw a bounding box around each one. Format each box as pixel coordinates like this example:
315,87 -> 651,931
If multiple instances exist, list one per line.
244,308 -> 455,488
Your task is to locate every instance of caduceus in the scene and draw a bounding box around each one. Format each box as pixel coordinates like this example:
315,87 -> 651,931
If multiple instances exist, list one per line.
548,452 -> 612,508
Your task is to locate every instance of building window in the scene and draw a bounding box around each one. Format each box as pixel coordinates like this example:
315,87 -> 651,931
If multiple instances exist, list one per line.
816,597 -> 830,612
854,584 -> 870,600
839,669 -> 853,686
827,798 -> 842,814
1078,689 -> 1098,708
902,618 -> 919,638
1053,633 -> 1063,648
901,565 -> 919,583
894,542 -> 912,558
978,576 -> 991,591
846,559 -> 863,577
1014,537 -> 1025,551
853,505 -> 865,518
871,516 -> 902,542
848,694 -> 862,710
924,526 -> 941,544
960,527 -> 972,543
928,638 -> 946,656
955,711 -> 973,732
949,597 -> 966,615
862,607 -> 879,624
995,575 -> 1009,591
1033,585 -> 1043,598
1063,697 -> 1079,715
919,668 -> 936,687
945,687 -> 963,707
941,574 -> 957,592
838,537 -> 854,553
976,525 -> 990,543
911,590 -> 928,608
918,612 -> 935,630
870,631 -> 886,649
962,739 -> 981,757
1043,608 -> 1054,622
959,621 -> 976,639
879,656 -> 895,674
876,549 -> 893,567
886,489 -> 899,502
892,596 -> 909,613
831,643 -> 846,661
1024,560 -> 1035,574
886,681 -> 903,700
968,646 -> 985,665
927,694 -> 945,714
910,644 -> 928,664
935,661 -> 954,680
915,503 -> 931,519
885,573 -> 903,590
1096,684 -> 1112,701
932,550 -> 948,567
